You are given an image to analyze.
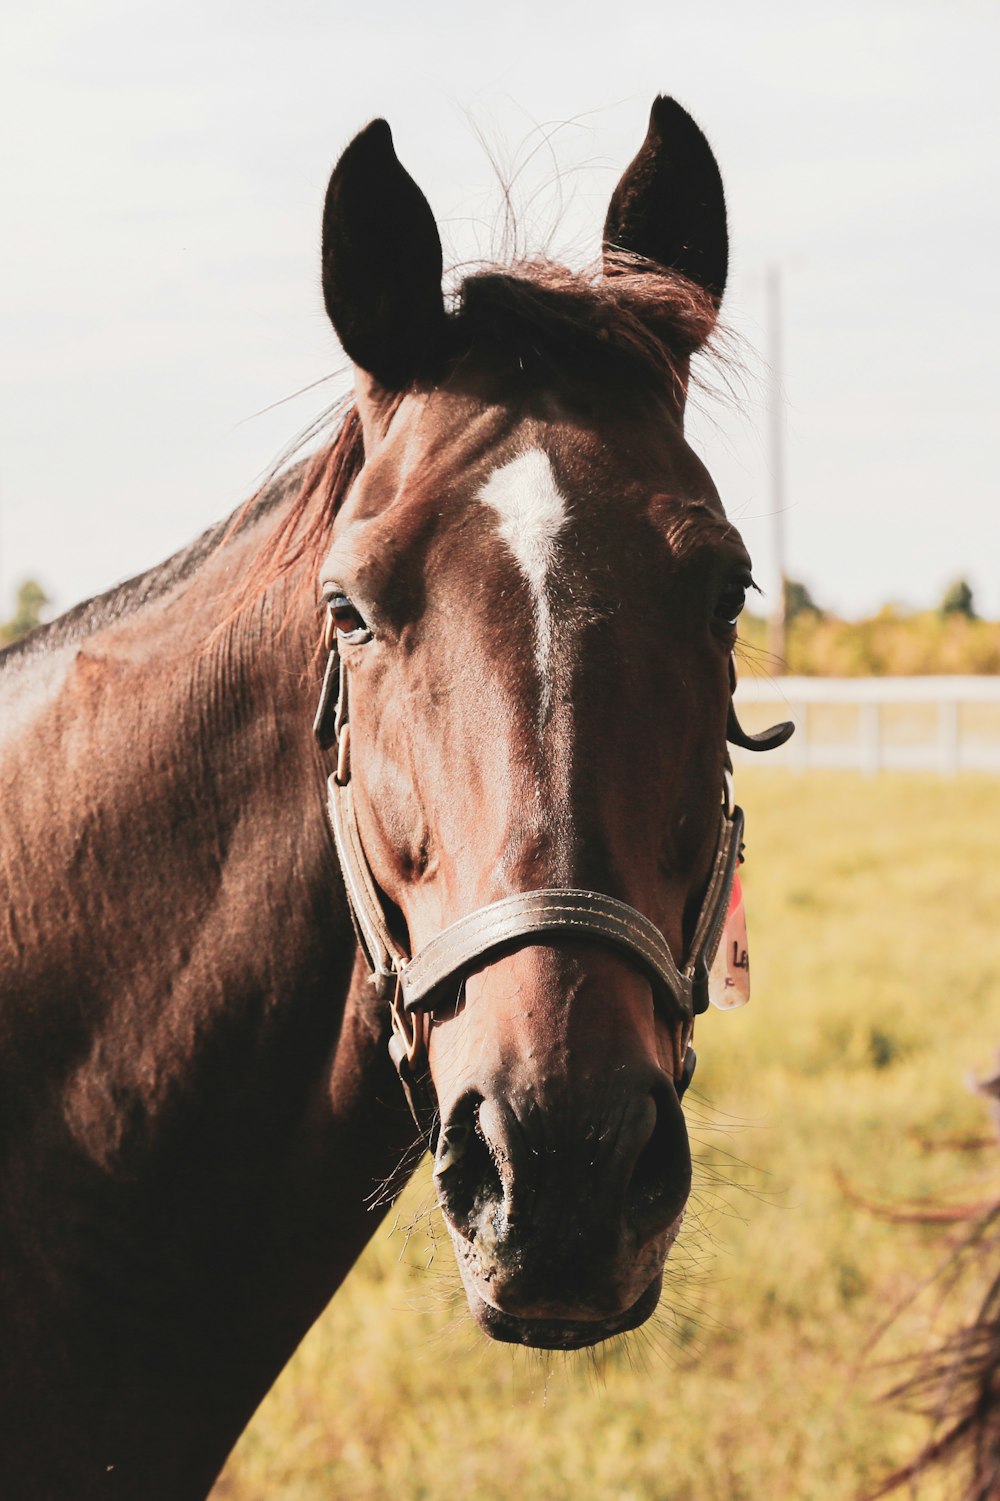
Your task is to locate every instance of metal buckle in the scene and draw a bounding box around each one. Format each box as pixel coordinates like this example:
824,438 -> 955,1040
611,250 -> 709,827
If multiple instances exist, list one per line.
389,968 -> 424,1068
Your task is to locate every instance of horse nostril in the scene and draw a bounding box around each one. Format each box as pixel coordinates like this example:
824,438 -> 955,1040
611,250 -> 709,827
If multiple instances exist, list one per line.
625,1086 -> 692,1242
433,1093 -> 503,1243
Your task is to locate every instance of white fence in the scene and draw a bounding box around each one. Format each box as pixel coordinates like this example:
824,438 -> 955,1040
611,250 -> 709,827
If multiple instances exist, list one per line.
731,676 -> 1000,774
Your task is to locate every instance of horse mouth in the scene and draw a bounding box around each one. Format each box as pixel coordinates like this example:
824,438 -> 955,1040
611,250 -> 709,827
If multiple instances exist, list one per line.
468,1276 -> 663,1350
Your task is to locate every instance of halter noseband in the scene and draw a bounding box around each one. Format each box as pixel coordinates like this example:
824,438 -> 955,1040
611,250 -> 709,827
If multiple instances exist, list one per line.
314,606 -> 792,1135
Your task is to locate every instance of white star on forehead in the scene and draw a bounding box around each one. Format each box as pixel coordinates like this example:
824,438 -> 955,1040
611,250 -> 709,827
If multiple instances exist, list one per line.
478,449 -> 568,714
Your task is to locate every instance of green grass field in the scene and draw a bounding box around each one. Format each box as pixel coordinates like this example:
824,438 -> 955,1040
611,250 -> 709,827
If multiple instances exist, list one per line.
214,772 -> 1000,1501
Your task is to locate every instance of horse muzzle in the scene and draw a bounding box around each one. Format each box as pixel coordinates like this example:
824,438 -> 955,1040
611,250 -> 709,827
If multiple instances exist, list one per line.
426,948 -> 692,1346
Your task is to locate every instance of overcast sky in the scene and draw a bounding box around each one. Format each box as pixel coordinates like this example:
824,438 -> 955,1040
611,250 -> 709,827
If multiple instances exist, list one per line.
2,0 -> 997,622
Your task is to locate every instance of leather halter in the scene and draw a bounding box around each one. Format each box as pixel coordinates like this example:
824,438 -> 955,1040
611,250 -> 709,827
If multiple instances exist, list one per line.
313,605 -> 793,1133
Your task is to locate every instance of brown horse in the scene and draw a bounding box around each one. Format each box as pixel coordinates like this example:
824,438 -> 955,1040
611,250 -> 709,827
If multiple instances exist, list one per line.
0,98 -> 788,1499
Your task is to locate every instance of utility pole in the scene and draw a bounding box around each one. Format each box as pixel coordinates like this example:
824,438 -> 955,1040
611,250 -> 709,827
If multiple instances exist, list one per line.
766,263 -> 787,671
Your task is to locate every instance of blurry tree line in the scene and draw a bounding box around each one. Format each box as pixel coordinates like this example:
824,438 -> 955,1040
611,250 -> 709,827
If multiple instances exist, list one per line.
0,580 -> 49,648
740,577 -> 1000,675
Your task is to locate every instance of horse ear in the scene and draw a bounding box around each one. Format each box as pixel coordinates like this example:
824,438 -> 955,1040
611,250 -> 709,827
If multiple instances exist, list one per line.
603,96 -> 728,312
322,120 -> 447,389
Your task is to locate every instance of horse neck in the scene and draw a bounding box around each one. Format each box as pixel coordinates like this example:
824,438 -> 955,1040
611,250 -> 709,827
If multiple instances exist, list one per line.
2,508 -> 345,1037
0,499 -> 417,1496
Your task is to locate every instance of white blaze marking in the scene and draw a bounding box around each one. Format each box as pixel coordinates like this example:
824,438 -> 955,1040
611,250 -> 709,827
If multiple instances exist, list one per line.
479,449 -> 568,711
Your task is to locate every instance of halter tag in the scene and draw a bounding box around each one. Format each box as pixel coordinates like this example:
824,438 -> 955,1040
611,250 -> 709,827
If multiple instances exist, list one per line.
707,869 -> 750,1009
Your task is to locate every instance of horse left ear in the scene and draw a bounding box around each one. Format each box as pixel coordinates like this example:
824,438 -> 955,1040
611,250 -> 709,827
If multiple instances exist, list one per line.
603,96 -> 728,316
322,119 -> 448,390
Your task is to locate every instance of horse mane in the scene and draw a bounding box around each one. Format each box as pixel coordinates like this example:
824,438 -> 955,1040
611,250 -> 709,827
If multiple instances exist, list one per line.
449,251 -> 718,388
223,401 -> 364,619
0,464 -> 311,670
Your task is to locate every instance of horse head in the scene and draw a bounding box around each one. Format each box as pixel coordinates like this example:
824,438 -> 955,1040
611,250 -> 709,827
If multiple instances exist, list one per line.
316,100 -> 787,1350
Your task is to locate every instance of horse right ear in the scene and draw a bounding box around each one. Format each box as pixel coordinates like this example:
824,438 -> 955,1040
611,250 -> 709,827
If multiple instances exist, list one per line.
603,96 -> 728,315
322,120 -> 447,391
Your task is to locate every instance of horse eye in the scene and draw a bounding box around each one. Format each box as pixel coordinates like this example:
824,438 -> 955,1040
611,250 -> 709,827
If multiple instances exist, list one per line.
327,592 -> 372,643
714,583 -> 747,629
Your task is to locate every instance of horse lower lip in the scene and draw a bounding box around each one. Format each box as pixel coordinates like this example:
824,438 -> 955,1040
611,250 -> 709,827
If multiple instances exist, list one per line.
469,1278 -> 662,1349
